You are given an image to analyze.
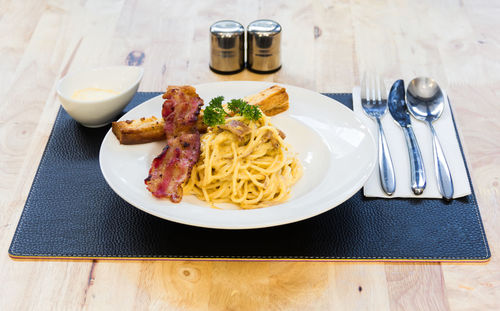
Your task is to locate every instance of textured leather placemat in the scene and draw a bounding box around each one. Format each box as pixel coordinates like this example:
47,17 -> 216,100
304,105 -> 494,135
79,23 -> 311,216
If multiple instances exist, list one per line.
9,92 -> 490,262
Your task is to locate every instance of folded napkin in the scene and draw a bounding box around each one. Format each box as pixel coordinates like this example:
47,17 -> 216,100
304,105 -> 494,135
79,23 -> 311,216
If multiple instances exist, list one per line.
352,87 -> 471,198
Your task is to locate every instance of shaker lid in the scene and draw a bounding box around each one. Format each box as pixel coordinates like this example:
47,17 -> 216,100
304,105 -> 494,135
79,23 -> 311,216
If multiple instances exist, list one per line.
247,19 -> 281,34
210,20 -> 244,36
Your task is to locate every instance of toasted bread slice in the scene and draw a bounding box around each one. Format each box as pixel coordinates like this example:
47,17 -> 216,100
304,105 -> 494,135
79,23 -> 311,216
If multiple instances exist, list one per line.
112,116 -> 207,145
112,116 -> 165,145
112,85 -> 289,144
243,85 -> 289,116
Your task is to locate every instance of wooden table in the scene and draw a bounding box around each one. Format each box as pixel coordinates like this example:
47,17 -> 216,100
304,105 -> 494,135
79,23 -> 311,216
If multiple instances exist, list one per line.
1,0 -> 498,310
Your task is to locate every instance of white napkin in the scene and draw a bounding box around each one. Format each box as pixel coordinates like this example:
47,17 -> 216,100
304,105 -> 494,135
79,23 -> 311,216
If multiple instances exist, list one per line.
352,87 -> 471,198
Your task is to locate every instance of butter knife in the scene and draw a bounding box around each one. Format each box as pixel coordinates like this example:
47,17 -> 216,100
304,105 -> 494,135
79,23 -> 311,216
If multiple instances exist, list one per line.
388,80 -> 426,194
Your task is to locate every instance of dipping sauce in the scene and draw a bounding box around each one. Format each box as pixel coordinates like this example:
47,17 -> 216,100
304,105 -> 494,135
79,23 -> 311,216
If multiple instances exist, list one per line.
71,88 -> 119,101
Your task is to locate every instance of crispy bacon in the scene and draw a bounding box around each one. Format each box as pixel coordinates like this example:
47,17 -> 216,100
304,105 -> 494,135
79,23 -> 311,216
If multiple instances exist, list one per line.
145,133 -> 200,202
145,86 -> 203,202
162,86 -> 202,136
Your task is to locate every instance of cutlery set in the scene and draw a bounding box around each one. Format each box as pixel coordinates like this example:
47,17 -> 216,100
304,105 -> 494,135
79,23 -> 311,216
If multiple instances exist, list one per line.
361,75 -> 453,199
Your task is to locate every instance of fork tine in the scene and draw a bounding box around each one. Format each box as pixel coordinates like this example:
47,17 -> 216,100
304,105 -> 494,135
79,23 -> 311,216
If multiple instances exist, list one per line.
370,74 -> 376,102
375,75 -> 381,102
378,75 -> 388,101
364,72 -> 370,101
361,73 -> 367,100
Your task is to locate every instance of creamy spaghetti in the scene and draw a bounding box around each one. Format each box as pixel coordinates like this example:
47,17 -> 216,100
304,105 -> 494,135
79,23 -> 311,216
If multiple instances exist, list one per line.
183,114 -> 302,209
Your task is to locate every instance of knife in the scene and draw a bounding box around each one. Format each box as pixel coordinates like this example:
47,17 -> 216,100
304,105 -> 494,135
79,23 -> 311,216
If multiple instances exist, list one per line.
388,80 -> 426,195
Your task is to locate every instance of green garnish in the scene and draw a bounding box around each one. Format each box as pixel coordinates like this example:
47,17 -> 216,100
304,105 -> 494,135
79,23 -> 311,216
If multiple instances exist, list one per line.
228,99 -> 262,120
227,99 -> 247,115
203,97 -> 263,127
203,96 -> 227,126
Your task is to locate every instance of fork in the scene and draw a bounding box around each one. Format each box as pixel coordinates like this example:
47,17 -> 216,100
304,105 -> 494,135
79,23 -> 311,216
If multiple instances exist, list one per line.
361,74 -> 396,195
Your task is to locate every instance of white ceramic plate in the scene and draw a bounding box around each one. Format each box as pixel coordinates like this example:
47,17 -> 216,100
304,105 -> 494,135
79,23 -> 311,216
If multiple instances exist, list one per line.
99,81 -> 376,229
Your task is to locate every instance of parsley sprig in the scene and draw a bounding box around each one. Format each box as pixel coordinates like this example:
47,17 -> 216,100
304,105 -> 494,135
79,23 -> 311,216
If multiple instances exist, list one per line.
203,96 -> 227,127
202,97 -> 262,127
227,99 -> 262,121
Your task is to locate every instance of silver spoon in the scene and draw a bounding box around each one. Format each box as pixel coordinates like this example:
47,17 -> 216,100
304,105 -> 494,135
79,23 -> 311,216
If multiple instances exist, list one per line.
406,77 -> 453,199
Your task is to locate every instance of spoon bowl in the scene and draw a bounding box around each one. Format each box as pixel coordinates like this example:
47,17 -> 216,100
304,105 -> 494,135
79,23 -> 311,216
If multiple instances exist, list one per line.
406,77 -> 454,200
406,77 -> 445,123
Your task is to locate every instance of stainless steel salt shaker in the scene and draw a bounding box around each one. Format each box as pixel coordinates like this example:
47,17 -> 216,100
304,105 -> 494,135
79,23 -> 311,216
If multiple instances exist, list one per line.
209,20 -> 245,74
247,19 -> 282,73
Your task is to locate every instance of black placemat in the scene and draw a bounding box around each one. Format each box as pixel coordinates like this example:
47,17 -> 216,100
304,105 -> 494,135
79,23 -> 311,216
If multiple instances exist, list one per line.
9,92 -> 490,262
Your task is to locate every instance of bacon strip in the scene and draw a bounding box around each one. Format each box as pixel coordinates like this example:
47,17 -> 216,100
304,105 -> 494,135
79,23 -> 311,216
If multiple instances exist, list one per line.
145,86 -> 203,202
162,86 -> 203,136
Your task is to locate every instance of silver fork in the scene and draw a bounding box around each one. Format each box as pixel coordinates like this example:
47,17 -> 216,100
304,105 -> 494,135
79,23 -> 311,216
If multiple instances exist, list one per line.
361,74 -> 396,195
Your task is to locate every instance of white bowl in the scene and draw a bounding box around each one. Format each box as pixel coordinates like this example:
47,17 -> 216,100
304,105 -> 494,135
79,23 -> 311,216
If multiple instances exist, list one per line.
56,66 -> 144,128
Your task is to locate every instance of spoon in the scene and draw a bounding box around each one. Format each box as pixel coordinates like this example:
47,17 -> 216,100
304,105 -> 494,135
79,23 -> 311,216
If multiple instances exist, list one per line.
406,77 -> 453,199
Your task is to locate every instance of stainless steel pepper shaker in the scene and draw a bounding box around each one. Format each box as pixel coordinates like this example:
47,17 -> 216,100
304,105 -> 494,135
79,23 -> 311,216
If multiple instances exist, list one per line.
247,19 -> 282,73
209,20 -> 245,74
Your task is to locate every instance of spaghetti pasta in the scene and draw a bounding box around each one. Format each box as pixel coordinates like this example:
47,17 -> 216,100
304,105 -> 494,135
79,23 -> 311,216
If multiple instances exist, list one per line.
183,113 -> 302,209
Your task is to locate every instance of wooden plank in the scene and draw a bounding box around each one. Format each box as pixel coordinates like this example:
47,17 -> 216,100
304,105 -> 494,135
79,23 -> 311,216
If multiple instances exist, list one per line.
326,263 -> 391,310
385,264 -> 450,311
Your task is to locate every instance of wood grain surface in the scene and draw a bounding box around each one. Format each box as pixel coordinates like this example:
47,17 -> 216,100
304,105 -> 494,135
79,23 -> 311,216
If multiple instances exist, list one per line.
1,0 -> 499,310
